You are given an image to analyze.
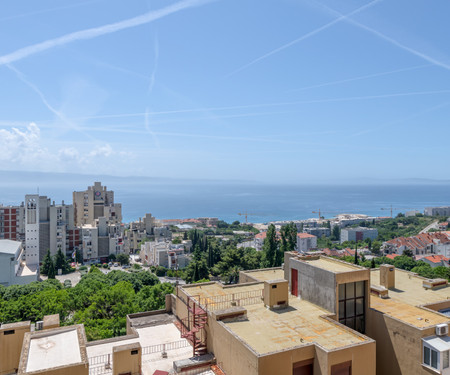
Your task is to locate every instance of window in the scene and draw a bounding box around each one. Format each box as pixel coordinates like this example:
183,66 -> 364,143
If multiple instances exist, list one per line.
423,345 -> 440,370
338,281 -> 365,333
444,350 -> 449,369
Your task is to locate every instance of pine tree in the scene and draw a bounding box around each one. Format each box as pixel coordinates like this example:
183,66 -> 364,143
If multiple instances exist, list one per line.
263,224 -> 279,267
354,243 -> 358,265
370,258 -> 376,269
41,249 -> 53,275
183,232 -> 188,240
47,257 -> 56,279
55,248 -> 68,273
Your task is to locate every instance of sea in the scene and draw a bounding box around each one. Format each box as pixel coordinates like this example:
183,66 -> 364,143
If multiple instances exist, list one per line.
0,172 -> 449,223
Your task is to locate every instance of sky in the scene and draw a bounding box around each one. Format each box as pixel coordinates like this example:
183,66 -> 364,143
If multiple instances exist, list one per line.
0,0 -> 450,183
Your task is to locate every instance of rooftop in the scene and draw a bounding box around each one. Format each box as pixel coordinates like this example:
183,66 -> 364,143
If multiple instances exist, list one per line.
0,239 -> 21,255
87,323 -> 192,375
26,328 -> 82,373
370,296 -> 449,329
301,257 -> 362,273
223,295 -> 368,354
240,268 -> 285,282
370,268 -> 450,306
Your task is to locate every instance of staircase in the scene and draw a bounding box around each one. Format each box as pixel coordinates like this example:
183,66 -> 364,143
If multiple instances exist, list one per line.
179,296 -> 208,357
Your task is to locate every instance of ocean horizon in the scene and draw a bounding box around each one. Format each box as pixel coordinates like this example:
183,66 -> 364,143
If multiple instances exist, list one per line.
0,171 -> 449,223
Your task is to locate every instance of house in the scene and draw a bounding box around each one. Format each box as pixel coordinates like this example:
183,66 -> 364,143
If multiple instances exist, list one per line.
421,254 -> 450,268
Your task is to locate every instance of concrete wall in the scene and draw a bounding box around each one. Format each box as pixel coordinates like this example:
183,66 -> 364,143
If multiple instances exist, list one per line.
207,317 -> 258,375
28,363 -> 89,375
290,258 -> 336,313
0,322 -> 30,375
258,345 -> 316,375
112,343 -> 141,375
366,308 -> 437,375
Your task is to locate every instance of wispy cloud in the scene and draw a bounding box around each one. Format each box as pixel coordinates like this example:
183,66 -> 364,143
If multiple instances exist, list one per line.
6,64 -> 97,141
0,0 -> 215,67
316,2 -> 450,72
52,89 -> 450,121
226,0 -> 381,76
288,63 -> 431,92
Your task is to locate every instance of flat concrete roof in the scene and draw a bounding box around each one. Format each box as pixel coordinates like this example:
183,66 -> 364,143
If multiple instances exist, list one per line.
26,329 -> 82,372
370,268 -> 450,306
240,268 -> 285,282
223,295 -> 367,354
370,268 -> 450,328
371,296 -> 449,328
0,239 -> 21,255
87,323 -> 192,375
16,263 -> 38,277
301,257 -> 362,273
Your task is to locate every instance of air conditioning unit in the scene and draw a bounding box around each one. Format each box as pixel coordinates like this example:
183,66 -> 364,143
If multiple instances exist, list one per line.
35,321 -> 44,331
436,323 -> 449,336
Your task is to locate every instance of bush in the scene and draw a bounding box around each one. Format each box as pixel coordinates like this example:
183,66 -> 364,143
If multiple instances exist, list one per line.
155,266 -> 167,277
79,266 -> 87,271
102,264 -> 109,269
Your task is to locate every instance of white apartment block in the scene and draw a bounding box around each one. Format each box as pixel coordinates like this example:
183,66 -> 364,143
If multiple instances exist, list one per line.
141,241 -> 190,269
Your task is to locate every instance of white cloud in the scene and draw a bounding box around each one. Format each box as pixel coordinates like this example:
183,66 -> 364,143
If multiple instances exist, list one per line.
0,123 -> 133,173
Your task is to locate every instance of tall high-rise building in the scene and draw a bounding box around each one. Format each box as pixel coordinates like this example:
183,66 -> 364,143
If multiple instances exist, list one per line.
73,182 -> 122,227
24,195 -> 40,266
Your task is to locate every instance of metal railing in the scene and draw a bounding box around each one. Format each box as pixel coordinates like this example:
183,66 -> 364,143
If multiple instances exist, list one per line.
142,340 -> 190,355
197,289 -> 263,311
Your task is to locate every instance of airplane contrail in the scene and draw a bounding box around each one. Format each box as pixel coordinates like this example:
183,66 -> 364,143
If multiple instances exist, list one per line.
226,0 -> 382,76
316,1 -> 450,72
0,0 -> 215,66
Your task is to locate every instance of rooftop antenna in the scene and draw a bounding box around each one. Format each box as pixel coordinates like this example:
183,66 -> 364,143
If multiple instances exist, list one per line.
37,187 -> 39,195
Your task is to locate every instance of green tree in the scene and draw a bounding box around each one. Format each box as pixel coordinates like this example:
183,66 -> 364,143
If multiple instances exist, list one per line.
116,253 -> 129,265
55,248 -> 69,274
280,223 -> 297,253
41,250 -> 53,276
370,258 -> 376,269
331,226 -> 340,241
47,259 -> 56,279
262,224 -> 280,267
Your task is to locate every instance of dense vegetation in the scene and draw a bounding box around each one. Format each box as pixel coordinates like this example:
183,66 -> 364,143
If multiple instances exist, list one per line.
0,268 -> 173,341
183,223 -> 296,284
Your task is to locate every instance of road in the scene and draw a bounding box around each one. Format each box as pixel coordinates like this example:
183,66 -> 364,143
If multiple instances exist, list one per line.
420,220 -> 439,234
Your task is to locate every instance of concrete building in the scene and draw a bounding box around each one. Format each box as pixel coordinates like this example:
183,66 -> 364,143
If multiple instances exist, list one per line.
296,233 -> 317,253
425,206 -> 450,217
420,254 -> 450,268
0,240 -> 38,286
81,218 -> 123,263
0,204 -> 25,242
73,182 -> 122,227
304,227 -> 331,238
340,227 -> 378,243
141,240 -> 190,269
125,213 -> 156,253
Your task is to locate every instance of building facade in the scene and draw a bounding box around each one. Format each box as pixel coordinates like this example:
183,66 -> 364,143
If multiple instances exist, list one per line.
296,233 -> 317,253
340,227 -> 378,243
0,240 -> 38,286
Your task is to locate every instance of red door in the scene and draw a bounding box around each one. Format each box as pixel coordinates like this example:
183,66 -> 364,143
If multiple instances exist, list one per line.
291,268 -> 298,296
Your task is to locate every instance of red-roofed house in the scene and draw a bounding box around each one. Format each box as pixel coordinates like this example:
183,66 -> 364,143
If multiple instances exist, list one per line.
385,254 -> 400,260
421,254 -> 450,268
383,232 -> 450,257
253,231 -> 281,251
296,233 -> 317,253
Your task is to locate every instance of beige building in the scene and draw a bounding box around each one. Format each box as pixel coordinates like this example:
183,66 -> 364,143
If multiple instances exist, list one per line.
73,182 -> 122,227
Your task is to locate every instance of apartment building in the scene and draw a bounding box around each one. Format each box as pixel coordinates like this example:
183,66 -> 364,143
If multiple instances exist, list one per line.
141,240 -> 190,269
425,206 -> 450,217
0,204 -> 25,241
81,217 -> 123,263
73,182 -> 122,227
125,213 -> 156,253
340,227 -> 378,244
297,233 -> 317,253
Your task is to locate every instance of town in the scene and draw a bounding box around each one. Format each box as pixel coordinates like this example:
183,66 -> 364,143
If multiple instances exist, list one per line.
0,181 -> 449,375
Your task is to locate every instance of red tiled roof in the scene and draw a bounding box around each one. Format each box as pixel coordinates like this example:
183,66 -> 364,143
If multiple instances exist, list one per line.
297,233 -> 316,239
386,254 -> 400,260
423,255 -> 450,264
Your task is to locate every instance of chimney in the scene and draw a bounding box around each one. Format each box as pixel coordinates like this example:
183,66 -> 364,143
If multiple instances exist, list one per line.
264,280 -> 289,309
380,264 -> 395,289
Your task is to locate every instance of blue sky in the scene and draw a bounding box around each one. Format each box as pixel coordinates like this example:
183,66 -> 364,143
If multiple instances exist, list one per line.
0,0 -> 449,183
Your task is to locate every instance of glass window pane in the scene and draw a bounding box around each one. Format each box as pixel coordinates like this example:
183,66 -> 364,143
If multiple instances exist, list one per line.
356,298 -> 364,315
355,317 -> 364,333
356,281 -> 364,297
444,350 -> 449,369
346,299 -> 355,318
339,284 -> 345,301
424,346 -> 430,365
431,349 -> 438,369
346,283 -> 355,299
346,318 -> 355,329
339,301 -> 345,319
